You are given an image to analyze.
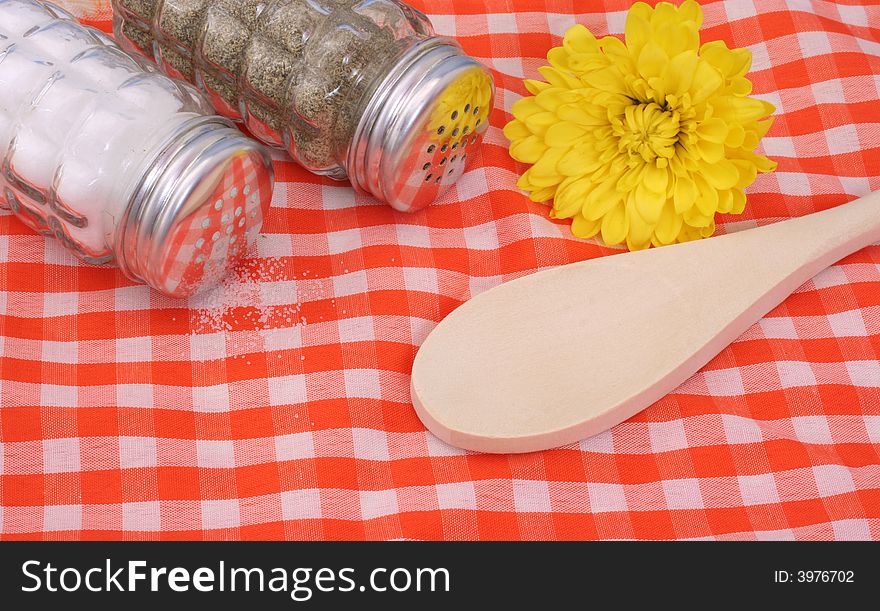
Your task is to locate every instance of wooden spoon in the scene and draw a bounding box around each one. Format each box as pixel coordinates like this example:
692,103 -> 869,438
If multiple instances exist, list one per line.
411,191 -> 880,453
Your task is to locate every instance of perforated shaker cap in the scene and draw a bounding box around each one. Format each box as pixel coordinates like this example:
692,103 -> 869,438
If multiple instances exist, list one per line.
348,38 -> 494,213
117,117 -> 274,298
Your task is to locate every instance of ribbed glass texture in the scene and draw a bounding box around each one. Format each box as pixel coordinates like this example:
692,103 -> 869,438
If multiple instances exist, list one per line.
0,0 -> 209,263
113,0 -> 433,178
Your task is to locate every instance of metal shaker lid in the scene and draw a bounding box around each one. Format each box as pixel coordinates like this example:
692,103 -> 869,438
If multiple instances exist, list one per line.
348,38 -> 494,213
117,116 -> 274,298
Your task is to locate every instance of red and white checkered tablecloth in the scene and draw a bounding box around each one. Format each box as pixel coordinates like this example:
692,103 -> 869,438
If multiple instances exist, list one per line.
1,0 -> 879,540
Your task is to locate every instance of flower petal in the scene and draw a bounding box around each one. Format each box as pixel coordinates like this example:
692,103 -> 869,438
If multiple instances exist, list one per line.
699,158 -> 739,190
524,111 -> 558,135
503,119 -> 531,142
642,162 -> 669,193
524,79 -> 552,96
625,192 -> 654,249
545,121 -> 589,147
564,24 -> 599,53
558,146 -> 600,176
617,163 -> 646,193
696,117 -> 729,143
554,175 -> 592,217
673,175 -> 698,214
684,206 -> 712,227
511,96 -> 543,120
689,60 -> 723,104
654,200 -> 683,244
731,188 -> 747,214
634,181 -> 666,224
625,6 -> 652,57
558,103 -> 607,126
728,77 -> 752,96
531,147 -> 566,174
638,40 -> 668,80
679,0 -> 704,29
731,159 -> 758,188
693,173 -> 719,217
663,50 -> 697,97
711,96 -> 775,123
571,213 -> 601,239
582,66 -> 628,94
695,138 -> 724,163
509,135 -> 547,164
725,123 -> 745,148
537,66 -> 582,90
716,188 -> 733,213
529,186 -> 557,202
584,176 -> 622,220
600,201 -> 629,245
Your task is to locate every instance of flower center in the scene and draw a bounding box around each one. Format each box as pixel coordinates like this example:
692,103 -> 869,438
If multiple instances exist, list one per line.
613,102 -> 680,162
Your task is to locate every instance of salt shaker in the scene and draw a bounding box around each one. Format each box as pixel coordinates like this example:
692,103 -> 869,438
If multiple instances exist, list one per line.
112,0 -> 495,212
0,0 -> 274,297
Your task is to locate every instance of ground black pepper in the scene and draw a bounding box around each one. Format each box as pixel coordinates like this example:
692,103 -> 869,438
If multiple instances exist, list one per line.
216,0 -> 266,29
201,70 -> 240,116
244,98 -> 285,145
121,20 -> 154,57
115,0 -> 442,176
199,6 -> 250,74
292,128 -> 337,173
243,38 -> 297,108
158,0 -> 209,48
159,43 -> 193,79
118,0 -> 157,23
259,1 -> 314,56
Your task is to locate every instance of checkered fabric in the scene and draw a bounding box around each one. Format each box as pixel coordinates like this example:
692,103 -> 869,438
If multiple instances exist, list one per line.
1,0 -> 878,540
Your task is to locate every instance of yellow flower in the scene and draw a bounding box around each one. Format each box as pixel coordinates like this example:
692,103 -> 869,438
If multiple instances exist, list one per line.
503,0 -> 777,250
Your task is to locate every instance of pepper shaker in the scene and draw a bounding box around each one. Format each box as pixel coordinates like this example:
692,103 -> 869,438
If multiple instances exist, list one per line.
0,0 -> 274,297
112,0 -> 495,212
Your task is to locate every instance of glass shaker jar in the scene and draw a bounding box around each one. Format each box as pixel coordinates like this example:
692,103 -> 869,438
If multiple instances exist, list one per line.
0,0 -> 274,297
111,0 -> 495,212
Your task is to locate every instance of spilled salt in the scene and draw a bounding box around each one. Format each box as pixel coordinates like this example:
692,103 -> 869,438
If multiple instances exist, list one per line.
184,251 -> 340,381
